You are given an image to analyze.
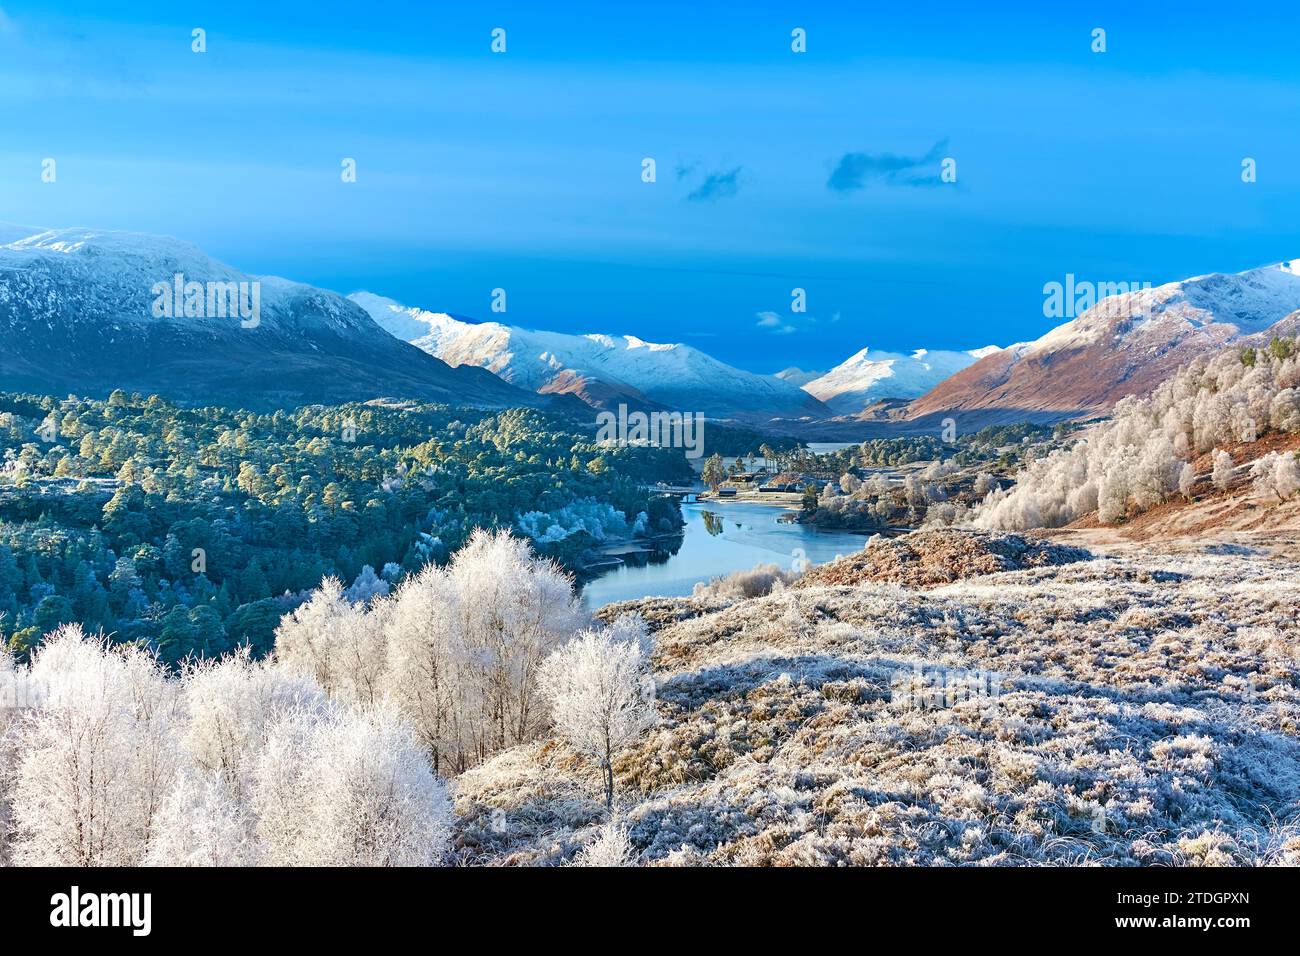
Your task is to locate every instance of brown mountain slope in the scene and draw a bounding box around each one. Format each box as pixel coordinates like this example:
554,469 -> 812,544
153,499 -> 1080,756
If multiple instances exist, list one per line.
909,262 -> 1300,424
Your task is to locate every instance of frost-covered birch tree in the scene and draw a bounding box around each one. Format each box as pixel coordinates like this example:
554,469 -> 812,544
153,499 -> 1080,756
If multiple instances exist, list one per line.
440,529 -> 585,766
1,626 -> 450,867
539,616 -> 656,809
1211,449 -> 1234,491
1250,451 -> 1300,501
10,625 -> 182,866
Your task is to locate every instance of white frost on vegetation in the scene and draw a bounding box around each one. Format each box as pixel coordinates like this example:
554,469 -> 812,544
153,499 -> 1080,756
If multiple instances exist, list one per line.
977,344 -> 1300,530
1,627 -> 449,866
455,543 -> 1300,867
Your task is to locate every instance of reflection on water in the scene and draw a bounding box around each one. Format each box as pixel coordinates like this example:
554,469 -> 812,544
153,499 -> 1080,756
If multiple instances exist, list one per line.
580,501 -> 871,608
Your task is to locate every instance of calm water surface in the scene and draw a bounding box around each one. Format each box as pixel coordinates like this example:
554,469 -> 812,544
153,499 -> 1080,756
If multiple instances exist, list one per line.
580,500 -> 870,607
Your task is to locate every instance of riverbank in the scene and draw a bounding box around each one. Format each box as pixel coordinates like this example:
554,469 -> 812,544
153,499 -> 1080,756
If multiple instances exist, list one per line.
577,499 -> 872,607
578,530 -> 685,576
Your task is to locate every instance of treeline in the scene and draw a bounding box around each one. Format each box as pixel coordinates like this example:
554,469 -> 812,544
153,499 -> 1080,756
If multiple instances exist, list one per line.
805,461 -> 1001,531
0,390 -> 689,661
696,423 -> 801,460
813,421 -> 1062,472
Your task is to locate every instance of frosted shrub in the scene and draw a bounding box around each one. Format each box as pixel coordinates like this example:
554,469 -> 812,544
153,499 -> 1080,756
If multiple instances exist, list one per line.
573,822 -> 637,867
1211,449 -> 1234,491
920,500 -> 974,528
517,497 -> 631,543
445,529 -> 587,759
253,705 -> 451,867
344,564 -> 390,604
3,627 -> 451,867
693,563 -> 800,601
273,577 -> 388,706
178,651 -> 326,797
0,648 -> 29,866
10,626 -> 181,866
146,771 -> 261,867
278,528 -> 586,773
1270,388 -> 1300,433
383,564 -> 465,772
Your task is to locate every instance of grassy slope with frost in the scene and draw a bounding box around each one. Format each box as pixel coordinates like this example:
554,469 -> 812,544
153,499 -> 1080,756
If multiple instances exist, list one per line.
453,534 -> 1300,866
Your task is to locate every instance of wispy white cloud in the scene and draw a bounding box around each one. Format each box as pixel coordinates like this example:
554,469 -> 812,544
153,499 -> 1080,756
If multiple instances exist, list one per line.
756,310 -> 797,335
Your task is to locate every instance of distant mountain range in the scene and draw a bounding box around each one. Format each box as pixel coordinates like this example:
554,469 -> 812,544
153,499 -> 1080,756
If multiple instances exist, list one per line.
6,224 -> 1296,437
0,227 -> 541,411
909,260 -> 1300,426
350,292 -> 831,422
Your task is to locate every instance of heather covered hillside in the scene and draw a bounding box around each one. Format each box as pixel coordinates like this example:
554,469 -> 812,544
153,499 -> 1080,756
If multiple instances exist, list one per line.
453,531 -> 1300,866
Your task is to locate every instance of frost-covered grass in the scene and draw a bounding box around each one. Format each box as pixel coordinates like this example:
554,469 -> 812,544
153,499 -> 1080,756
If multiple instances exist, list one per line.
454,542 -> 1300,866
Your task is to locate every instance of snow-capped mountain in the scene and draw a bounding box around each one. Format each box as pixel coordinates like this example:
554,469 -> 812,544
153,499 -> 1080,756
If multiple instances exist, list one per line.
351,292 -> 832,421
909,260 -> 1300,424
773,366 -> 823,388
0,226 -> 537,409
803,346 -> 1000,415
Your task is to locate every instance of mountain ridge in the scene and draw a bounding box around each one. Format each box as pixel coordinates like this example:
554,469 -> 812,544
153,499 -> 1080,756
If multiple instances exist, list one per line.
909,260 -> 1300,424
350,292 -> 831,422
0,226 -> 546,411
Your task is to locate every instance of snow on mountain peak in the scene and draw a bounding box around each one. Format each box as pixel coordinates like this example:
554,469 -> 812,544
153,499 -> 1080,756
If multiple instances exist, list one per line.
910,254 -> 1300,423
0,225 -> 410,348
0,227 -> 532,409
621,334 -> 677,353
346,291 -> 469,342
1029,260 -> 1300,356
803,344 -> 1000,415
773,367 -> 824,387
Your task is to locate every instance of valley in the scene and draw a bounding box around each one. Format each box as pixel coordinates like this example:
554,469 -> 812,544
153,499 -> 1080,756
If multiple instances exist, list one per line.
2,222 -> 1298,873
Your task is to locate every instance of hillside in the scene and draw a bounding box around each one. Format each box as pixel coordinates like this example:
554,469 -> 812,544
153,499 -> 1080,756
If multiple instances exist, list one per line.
452,529 -> 1300,865
1055,431 -> 1300,546
909,261 -> 1300,426
0,227 -> 540,410
972,333 -> 1300,534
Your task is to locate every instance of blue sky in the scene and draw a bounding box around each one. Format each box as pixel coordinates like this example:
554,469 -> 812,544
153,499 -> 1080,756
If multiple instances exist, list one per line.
3,1 -> 1299,372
